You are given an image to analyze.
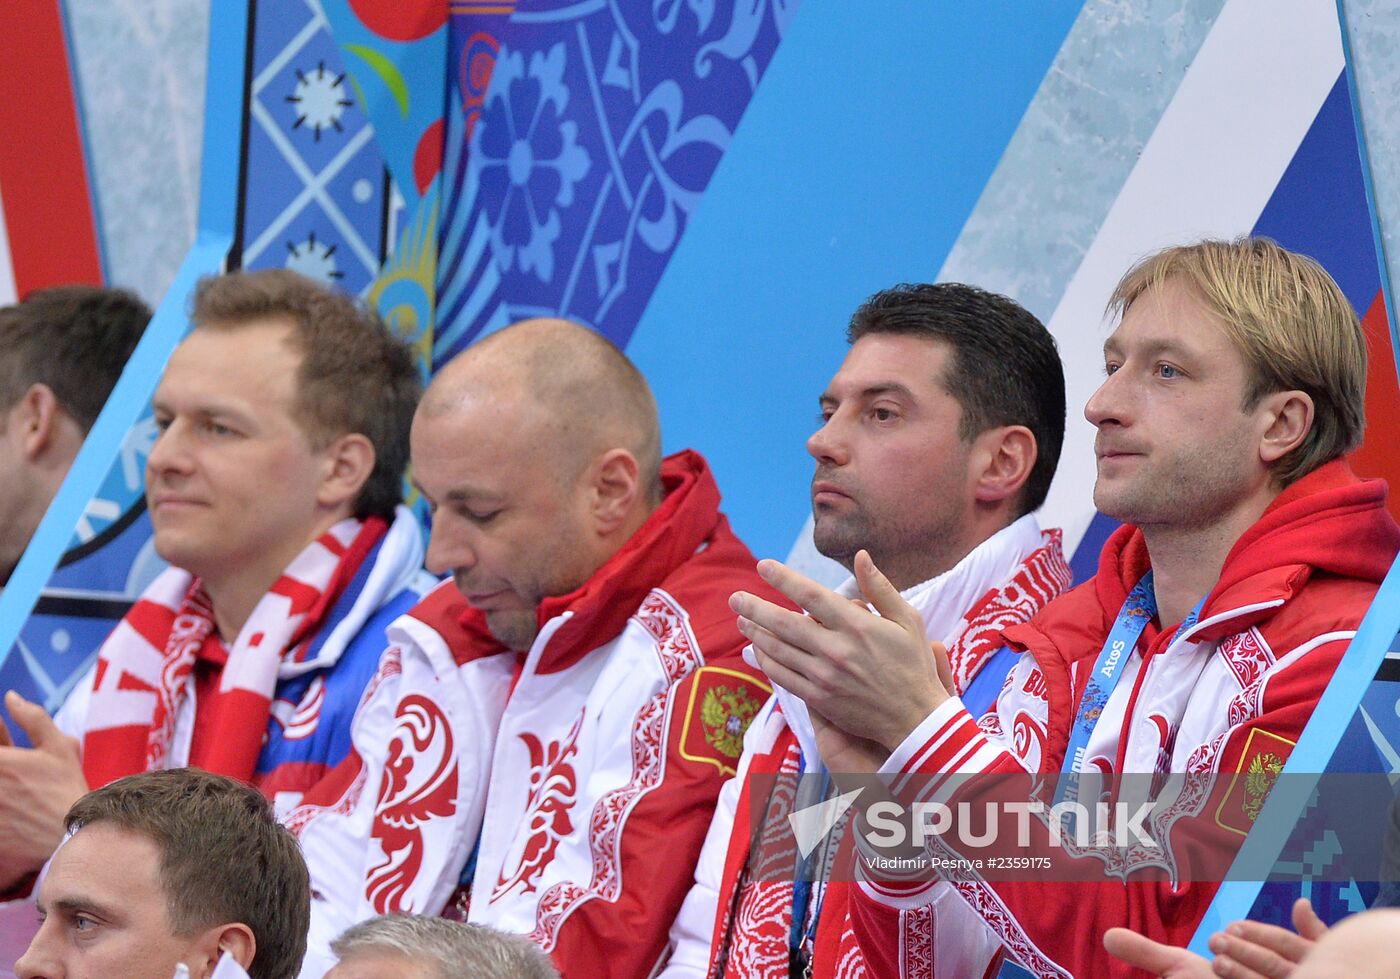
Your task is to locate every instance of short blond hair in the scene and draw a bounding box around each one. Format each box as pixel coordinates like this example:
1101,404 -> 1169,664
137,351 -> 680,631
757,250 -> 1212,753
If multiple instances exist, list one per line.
1109,237 -> 1366,486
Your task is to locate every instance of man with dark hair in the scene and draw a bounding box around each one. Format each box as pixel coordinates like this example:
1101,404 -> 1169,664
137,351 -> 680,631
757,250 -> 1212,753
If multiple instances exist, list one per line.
326,915 -> 558,979
0,284 -> 151,583
735,239 -> 1400,976
0,270 -> 433,922
16,767 -> 310,979
659,283 -> 1069,977
291,318 -> 780,978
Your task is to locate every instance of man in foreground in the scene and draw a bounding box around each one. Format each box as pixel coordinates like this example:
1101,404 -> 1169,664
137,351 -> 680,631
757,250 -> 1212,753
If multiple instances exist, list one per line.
16,767 -> 309,979
732,238 -> 1400,975
292,319 -> 778,978
0,269 -> 431,901
660,283 -> 1070,977
0,284 -> 150,584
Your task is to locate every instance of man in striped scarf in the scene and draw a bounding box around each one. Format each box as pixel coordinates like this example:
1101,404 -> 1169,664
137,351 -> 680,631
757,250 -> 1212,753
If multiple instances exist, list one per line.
0,270 -> 433,919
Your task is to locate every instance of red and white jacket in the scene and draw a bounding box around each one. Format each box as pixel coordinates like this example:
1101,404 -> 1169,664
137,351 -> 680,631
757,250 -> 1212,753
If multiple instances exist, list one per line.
849,461 -> 1400,979
661,515 -> 1072,979
289,451 -> 778,979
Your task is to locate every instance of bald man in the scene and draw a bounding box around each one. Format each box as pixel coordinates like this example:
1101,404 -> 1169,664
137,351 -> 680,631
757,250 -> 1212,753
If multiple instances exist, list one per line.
293,320 -> 781,979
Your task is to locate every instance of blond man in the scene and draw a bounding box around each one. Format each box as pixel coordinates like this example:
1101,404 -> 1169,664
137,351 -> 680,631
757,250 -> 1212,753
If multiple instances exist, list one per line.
732,238 -> 1400,976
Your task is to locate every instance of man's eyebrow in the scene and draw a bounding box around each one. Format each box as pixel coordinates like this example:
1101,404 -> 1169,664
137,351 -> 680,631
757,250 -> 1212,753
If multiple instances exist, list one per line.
46,895 -> 121,920
859,382 -> 915,400
819,382 -> 916,406
415,481 -> 502,503
150,398 -> 257,425
1104,337 -> 1197,362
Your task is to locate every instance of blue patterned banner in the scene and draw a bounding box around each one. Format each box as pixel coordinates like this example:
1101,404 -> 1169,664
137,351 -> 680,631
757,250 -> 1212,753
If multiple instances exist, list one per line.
436,0 -> 798,361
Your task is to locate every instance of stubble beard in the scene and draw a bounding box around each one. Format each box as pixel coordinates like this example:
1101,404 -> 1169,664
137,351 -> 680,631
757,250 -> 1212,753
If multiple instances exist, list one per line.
811,507 -> 872,573
813,504 -> 967,591
1094,440 -> 1253,533
484,607 -> 541,652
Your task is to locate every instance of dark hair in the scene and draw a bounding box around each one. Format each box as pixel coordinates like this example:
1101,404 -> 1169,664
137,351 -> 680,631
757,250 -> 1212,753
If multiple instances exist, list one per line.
848,283 -> 1065,515
191,270 -> 421,519
0,285 -> 151,433
66,768 -> 309,979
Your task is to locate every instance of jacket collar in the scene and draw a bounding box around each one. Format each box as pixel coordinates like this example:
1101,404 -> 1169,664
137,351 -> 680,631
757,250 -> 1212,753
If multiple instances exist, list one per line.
1008,460 -> 1400,658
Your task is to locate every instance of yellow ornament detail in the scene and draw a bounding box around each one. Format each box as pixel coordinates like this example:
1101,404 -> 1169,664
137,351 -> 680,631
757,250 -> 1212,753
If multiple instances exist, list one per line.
700,684 -> 761,759
1242,752 -> 1283,822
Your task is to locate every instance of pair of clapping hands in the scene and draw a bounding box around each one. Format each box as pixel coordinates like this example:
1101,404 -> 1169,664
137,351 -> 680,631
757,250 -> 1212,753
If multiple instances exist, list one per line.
730,550 -> 951,773
730,554 -> 1379,979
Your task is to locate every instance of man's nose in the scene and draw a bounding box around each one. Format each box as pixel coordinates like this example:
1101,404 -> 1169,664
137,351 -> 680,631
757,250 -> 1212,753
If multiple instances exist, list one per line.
425,514 -> 477,579
13,921 -> 61,979
807,413 -> 850,467
146,419 -> 194,481
1084,369 -> 1133,430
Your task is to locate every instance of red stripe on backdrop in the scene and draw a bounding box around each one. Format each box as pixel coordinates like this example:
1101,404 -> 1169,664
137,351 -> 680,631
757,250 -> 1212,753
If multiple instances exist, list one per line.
0,0 -> 102,293
1349,290 -> 1400,525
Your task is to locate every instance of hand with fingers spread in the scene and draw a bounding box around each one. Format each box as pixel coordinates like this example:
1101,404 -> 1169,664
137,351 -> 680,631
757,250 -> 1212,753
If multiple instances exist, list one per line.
1105,899 -> 1327,979
1103,928 -> 1213,978
1205,899 -> 1326,978
0,690 -> 89,890
729,549 -> 950,756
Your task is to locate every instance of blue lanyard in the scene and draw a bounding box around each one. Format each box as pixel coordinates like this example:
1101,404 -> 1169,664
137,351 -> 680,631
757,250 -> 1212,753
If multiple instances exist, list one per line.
1055,573 -> 1205,806
458,833 -> 481,889
789,750 -> 831,958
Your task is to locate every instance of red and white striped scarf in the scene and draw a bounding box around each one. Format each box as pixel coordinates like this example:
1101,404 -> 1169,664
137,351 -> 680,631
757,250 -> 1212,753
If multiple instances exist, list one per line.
80,517 -> 385,789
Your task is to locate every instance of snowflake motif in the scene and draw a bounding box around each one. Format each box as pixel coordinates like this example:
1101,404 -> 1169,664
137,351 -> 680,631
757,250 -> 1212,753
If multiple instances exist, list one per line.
285,60 -> 353,141
1078,684 -> 1108,723
1122,575 -> 1157,620
474,42 -> 590,282
285,229 -> 344,283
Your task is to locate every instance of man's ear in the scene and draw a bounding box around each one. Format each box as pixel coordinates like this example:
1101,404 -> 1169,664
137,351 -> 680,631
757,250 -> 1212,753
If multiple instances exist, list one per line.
187,921 -> 256,979
1257,389 -> 1313,467
316,432 -> 376,511
588,447 -> 642,534
11,384 -> 66,462
215,923 -> 256,971
970,425 -> 1037,507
